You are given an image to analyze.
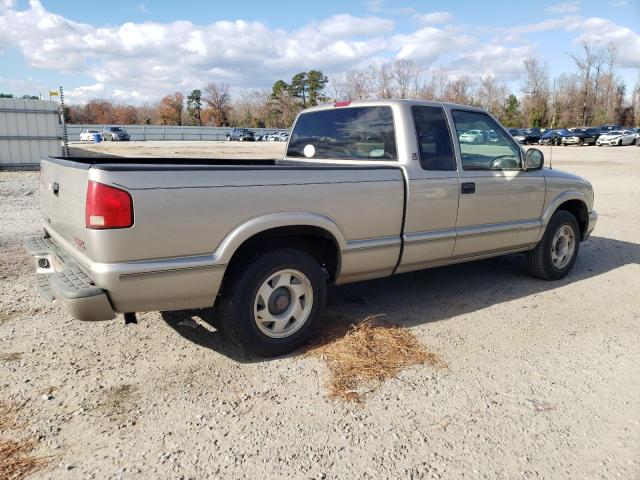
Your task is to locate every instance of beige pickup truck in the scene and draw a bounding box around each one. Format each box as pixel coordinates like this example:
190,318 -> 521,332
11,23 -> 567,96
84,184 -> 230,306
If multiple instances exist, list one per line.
26,100 -> 597,356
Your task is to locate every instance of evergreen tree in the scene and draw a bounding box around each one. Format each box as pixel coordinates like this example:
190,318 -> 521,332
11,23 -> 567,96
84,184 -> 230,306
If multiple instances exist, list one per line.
187,89 -> 203,125
306,70 -> 328,106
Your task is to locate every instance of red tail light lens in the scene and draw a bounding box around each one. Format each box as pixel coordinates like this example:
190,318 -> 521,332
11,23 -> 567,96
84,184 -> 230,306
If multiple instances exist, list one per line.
85,181 -> 133,229
334,100 -> 352,107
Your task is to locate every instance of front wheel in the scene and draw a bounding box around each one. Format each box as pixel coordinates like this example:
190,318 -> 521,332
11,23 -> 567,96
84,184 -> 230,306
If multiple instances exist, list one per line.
527,210 -> 580,280
218,249 -> 327,356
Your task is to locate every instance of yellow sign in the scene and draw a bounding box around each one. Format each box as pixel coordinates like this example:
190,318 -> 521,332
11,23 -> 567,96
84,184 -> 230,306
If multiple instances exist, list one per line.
48,90 -> 59,97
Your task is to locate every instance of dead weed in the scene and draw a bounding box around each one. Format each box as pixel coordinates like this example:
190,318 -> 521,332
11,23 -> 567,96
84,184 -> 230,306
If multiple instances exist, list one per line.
0,401 -> 49,479
306,315 -> 444,402
0,438 -> 48,480
0,353 -> 22,363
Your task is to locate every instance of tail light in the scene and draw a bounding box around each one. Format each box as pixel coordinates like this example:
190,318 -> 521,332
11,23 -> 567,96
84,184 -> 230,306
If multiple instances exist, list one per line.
85,181 -> 133,229
334,100 -> 352,107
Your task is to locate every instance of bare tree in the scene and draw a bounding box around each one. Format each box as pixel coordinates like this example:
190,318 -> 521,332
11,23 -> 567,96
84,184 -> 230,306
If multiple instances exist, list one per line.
371,63 -> 394,99
344,69 -> 372,100
442,75 -> 474,105
569,43 -> 606,126
521,57 -> 550,127
475,74 -> 508,118
327,76 -> 347,101
391,59 -> 420,99
203,83 -> 231,126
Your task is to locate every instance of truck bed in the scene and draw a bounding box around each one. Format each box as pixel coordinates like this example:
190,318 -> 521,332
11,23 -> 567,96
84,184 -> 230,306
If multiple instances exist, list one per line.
38,155 -> 406,313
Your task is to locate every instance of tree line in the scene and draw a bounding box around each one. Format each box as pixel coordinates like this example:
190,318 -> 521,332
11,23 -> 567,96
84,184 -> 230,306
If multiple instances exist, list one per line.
5,43 -> 638,128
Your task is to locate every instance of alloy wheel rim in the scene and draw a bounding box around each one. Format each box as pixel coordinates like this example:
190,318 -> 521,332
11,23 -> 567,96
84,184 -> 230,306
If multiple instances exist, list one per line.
551,225 -> 575,269
253,269 -> 313,339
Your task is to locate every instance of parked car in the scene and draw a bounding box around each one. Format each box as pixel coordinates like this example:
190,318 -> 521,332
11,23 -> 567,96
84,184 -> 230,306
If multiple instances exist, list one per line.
522,128 -> 542,144
266,132 -> 289,142
101,126 -> 130,141
599,124 -> 622,134
511,129 -> 540,145
511,129 -> 527,144
539,129 -> 570,146
596,129 -> 636,146
562,128 -> 600,146
79,129 -> 101,142
630,127 -> 639,144
459,129 -> 486,143
27,100 -> 597,356
227,128 -> 255,142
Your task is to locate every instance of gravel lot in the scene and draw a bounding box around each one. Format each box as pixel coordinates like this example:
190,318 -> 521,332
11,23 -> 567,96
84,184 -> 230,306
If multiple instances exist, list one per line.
1,143 -> 639,479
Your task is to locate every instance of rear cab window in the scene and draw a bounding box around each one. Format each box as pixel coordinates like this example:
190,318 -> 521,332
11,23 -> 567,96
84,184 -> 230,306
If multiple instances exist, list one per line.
287,106 -> 397,161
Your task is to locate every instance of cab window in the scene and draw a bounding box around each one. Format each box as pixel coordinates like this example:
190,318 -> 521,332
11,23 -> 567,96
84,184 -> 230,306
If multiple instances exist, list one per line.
452,110 -> 521,171
287,107 -> 397,161
411,106 -> 456,171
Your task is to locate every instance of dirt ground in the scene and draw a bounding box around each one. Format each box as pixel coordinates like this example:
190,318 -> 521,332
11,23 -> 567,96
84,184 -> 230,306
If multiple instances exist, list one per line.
1,142 -> 639,479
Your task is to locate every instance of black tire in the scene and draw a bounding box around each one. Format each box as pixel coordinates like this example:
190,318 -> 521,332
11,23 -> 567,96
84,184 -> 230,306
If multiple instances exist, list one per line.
218,248 -> 327,357
527,210 -> 580,280
578,139 -> 584,146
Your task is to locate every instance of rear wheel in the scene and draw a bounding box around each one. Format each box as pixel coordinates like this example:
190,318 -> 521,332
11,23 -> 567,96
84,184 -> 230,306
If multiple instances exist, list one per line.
527,210 -> 580,280
218,248 -> 327,357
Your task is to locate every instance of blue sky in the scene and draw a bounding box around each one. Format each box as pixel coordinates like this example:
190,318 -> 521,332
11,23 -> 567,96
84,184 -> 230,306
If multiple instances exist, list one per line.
0,0 -> 638,103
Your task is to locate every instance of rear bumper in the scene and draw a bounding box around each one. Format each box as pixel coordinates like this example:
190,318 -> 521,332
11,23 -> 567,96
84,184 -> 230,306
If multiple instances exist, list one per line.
26,230 -> 226,318
25,236 -> 116,321
584,210 -> 597,240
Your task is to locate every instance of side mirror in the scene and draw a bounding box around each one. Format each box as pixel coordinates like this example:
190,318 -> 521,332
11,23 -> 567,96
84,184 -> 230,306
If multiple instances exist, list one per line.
524,148 -> 544,170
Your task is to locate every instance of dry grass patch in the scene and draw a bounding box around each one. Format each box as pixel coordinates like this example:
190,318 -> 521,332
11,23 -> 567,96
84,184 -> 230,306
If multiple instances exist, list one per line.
0,438 -> 48,480
0,353 -> 22,363
307,316 -> 444,402
0,401 -> 49,479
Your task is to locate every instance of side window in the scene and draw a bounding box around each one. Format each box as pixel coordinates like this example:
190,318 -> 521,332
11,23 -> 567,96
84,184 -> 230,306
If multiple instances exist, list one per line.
411,106 -> 456,171
452,110 -> 521,171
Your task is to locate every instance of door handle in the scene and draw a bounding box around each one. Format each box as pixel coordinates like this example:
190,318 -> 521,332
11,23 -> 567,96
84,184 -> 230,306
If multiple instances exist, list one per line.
461,182 -> 475,194
52,182 -> 59,196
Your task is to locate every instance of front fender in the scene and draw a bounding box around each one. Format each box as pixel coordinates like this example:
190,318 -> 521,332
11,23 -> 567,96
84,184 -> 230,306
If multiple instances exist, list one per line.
537,190 -> 590,242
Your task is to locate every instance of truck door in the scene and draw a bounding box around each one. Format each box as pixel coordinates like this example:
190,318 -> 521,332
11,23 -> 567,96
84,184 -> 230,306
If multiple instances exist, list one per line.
449,109 -> 546,257
397,105 -> 459,273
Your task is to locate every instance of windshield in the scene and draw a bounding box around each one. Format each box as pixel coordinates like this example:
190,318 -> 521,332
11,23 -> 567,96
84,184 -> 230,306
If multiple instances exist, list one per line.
110,127 -> 123,132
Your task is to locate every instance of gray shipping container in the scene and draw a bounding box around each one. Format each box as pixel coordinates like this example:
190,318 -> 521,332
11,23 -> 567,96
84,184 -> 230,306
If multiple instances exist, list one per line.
0,98 -> 61,169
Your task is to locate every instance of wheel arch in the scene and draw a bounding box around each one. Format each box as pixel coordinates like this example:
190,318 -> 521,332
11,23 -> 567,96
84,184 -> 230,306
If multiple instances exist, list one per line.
541,193 -> 590,241
215,212 -> 345,282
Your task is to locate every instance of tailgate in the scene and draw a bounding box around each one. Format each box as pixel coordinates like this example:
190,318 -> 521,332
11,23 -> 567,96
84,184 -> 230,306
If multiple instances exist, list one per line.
39,158 -> 89,247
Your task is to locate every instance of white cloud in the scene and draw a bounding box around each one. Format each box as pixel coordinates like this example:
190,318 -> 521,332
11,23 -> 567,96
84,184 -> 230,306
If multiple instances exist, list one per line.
391,26 -> 472,64
612,0 -> 628,6
547,1 -> 580,13
508,15 -> 640,69
0,1 -> 637,103
413,12 -> 454,26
